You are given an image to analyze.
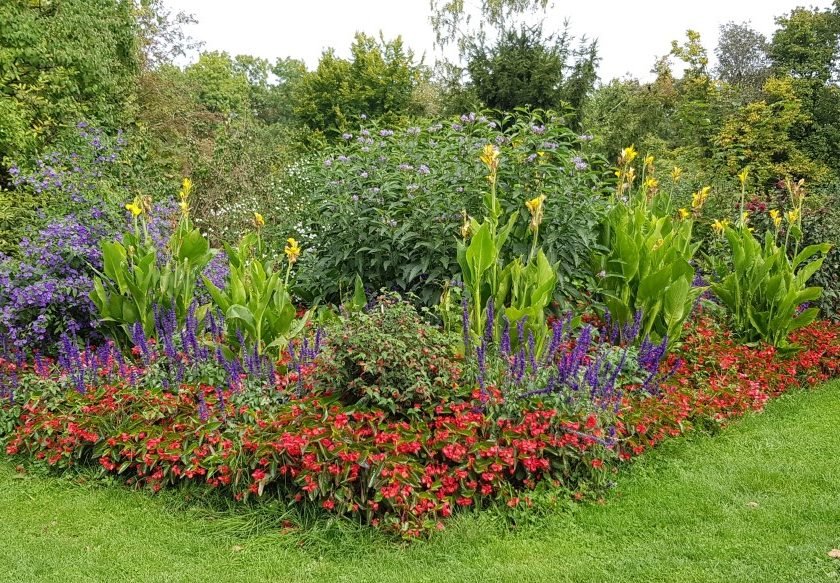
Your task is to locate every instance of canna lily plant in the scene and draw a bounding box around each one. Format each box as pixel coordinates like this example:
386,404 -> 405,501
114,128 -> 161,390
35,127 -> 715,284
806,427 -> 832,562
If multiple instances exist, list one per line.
92,181 -> 215,347
202,222 -> 309,357
455,144 -> 557,355
710,172 -> 831,348
592,147 -> 704,346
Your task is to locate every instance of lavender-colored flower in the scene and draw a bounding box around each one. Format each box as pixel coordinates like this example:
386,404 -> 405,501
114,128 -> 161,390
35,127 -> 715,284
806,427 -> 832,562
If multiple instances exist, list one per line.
572,156 -> 588,171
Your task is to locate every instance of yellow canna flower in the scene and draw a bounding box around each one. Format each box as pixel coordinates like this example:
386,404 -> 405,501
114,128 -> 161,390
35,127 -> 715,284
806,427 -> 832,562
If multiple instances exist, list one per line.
737,168 -> 749,187
769,209 -> 781,229
525,194 -> 547,231
678,208 -> 690,220
711,218 -> 730,235
253,212 -> 265,229
459,209 -> 472,239
643,177 -> 659,190
786,208 -> 799,224
691,186 -> 711,209
625,167 -> 636,183
179,177 -> 192,201
480,144 -> 500,170
643,155 -> 655,170
125,202 -> 143,217
739,211 -> 750,227
618,145 -> 638,166
284,237 -> 301,264
178,199 -> 189,215
671,166 -> 683,182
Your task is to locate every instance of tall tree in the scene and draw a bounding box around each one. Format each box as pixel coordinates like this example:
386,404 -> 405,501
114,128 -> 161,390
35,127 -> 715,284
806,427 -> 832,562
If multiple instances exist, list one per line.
466,22 -> 598,119
715,22 -> 771,92
0,0 -> 140,165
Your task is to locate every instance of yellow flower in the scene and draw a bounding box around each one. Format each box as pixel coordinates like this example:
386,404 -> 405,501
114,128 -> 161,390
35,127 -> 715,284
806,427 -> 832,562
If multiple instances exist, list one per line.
643,177 -> 659,190
739,211 -> 750,227
178,199 -> 189,215
253,212 -> 265,229
480,144 -> 500,170
179,177 -> 192,201
786,208 -> 799,224
737,168 -> 749,187
459,209 -> 472,239
525,194 -> 547,231
769,209 -> 781,229
671,166 -> 683,182
624,167 -> 636,183
125,202 -> 143,217
284,237 -> 301,264
711,218 -> 730,235
678,208 -> 690,220
691,186 -> 711,209
618,145 -> 638,166
643,155 -> 655,170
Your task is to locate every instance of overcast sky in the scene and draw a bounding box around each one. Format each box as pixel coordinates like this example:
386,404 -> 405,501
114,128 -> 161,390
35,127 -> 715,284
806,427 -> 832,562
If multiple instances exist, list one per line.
164,0 -> 835,82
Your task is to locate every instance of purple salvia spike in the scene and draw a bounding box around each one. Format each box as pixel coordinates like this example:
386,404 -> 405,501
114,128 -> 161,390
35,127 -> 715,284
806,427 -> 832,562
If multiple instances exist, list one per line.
500,315 -> 511,358
527,331 -> 536,375
484,298 -> 495,347
461,294 -> 471,356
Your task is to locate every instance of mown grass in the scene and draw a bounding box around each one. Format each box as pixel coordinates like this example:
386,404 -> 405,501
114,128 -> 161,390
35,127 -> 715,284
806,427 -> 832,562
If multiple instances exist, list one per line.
1,380 -> 839,583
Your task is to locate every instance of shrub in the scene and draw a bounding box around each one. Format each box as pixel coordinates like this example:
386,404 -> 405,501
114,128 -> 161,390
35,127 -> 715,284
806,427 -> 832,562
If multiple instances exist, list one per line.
312,295 -> 465,414
294,110 -> 608,307
0,214 -> 111,351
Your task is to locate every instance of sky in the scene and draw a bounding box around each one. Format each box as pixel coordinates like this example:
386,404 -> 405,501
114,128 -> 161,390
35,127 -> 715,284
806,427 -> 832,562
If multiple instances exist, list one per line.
164,0 -> 836,82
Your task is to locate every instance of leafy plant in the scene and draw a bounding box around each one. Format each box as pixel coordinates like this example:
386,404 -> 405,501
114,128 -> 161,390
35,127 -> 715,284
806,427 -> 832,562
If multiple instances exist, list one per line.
593,148 -> 704,345
202,228 -> 308,356
312,294 -> 465,415
711,227 -> 830,348
91,185 -> 214,346
456,144 -> 557,354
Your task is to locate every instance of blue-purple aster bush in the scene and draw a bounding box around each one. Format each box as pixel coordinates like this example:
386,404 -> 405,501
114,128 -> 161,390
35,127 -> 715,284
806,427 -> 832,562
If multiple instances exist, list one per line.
293,110 -> 609,307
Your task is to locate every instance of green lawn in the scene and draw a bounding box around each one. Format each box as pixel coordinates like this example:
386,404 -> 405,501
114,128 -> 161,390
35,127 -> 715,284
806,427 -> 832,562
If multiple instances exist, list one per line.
1,381 -> 839,583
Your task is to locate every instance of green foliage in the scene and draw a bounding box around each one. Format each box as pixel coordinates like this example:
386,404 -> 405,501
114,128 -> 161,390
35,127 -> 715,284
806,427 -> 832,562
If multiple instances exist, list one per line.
0,0 -> 140,164
593,152 -> 704,344
801,185 -> 840,320
294,110 -> 606,307
185,51 -> 251,115
711,227 -> 830,348
92,209 -> 214,345
292,33 -> 428,138
466,23 -> 598,119
202,232 -> 308,357
456,144 -> 556,353
312,294 -> 465,415
712,77 -> 826,188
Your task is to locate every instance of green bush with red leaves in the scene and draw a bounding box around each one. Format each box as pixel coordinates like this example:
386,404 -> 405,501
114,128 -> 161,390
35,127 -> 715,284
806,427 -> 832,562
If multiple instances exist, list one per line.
312,295 -> 467,414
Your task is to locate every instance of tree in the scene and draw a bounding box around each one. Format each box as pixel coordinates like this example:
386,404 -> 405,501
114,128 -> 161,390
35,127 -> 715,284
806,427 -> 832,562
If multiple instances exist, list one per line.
293,33 -> 424,137
0,0 -> 140,165
715,22 -> 771,92
769,5 -> 840,176
430,0 -> 549,53
185,51 -> 250,116
466,22 -> 598,118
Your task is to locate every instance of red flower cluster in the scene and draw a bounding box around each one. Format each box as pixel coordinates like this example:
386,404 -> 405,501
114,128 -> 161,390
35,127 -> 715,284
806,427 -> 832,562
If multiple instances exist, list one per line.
2,318 -> 839,537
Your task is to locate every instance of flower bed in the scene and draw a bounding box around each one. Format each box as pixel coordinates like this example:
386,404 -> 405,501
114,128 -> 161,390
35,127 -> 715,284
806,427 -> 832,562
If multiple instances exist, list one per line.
1,313 -> 838,538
